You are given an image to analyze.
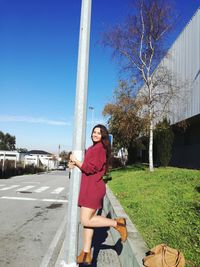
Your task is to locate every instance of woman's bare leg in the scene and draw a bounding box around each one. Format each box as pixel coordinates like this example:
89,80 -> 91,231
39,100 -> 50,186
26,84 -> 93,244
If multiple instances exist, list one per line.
80,207 -> 117,228
80,207 -> 127,255
80,208 -> 96,253
83,227 -> 94,252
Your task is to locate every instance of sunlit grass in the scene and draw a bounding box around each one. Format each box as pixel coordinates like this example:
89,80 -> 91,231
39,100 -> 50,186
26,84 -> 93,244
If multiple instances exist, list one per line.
109,165 -> 200,267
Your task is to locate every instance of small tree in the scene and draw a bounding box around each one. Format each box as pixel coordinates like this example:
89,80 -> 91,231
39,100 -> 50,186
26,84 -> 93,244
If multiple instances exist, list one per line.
154,117 -> 174,167
59,150 -> 71,162
0,131 -> 16,150
103,80 -> 147,163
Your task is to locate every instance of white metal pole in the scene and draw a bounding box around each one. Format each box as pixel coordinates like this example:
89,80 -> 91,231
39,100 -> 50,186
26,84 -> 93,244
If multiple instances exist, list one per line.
58,144 -> 60,159
15,155 -> 17,168
2,152 -> 5,172
65,0 -> 92,266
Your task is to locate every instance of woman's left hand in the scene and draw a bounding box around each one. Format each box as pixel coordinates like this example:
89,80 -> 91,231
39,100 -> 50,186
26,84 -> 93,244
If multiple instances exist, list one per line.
70,153 -> 77,164
68,161 -> 75,169
69,153 -> 82,169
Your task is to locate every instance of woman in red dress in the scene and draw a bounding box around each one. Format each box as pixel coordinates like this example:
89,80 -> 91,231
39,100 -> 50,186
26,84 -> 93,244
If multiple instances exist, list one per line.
69,124 -> 128,265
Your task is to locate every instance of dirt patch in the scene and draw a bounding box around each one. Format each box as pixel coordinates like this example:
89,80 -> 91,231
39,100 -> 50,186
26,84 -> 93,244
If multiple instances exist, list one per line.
46,203 -> 63,209
18,191 -> 32,194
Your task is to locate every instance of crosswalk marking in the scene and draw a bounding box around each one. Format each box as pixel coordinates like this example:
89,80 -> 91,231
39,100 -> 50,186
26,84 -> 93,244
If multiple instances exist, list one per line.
0,185 -> 20,191
0,185 -> 66,195
22,182 -> 40,184
51,187 -> 65,194
1,196 -> 68,203
33,186 -> 50,193
16,186 -> 35,192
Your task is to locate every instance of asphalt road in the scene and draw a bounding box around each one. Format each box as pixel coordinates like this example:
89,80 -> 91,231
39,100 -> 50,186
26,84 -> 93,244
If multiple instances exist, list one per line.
0,170 -> 70,267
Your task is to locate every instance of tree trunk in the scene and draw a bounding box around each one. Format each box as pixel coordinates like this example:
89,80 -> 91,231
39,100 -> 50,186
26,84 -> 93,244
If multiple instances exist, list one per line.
149,117 -> 154,171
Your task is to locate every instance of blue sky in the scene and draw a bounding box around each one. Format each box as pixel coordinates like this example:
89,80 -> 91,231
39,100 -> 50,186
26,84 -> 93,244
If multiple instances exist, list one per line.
0,0 -> 200,154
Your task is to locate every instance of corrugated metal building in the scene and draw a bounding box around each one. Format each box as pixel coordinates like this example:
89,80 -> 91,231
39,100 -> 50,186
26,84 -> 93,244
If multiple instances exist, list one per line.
161,8 -> 200,168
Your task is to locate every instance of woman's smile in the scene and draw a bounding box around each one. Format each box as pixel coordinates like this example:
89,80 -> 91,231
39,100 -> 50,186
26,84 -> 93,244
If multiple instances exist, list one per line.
92,127 -> 102,142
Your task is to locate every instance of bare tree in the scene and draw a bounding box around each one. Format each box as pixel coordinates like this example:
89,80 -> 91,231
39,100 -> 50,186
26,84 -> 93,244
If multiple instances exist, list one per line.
102,0 -> 181,171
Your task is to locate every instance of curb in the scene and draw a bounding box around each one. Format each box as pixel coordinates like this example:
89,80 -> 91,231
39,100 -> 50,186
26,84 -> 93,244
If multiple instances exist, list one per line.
103,185 -> 149,267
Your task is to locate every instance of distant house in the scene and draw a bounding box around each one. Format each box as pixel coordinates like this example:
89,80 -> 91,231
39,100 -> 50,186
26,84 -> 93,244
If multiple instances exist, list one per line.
0,150 -> 26,164
117,147 -> 128,166
0,149 -> 58,170
24,150 -> 58,170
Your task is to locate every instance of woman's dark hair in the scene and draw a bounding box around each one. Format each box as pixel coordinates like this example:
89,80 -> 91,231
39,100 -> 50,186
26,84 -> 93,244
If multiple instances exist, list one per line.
91,124 -> 111,170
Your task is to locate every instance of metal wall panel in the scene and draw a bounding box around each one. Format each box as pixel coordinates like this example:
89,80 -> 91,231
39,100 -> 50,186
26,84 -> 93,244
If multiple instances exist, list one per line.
164,8 -> 200,124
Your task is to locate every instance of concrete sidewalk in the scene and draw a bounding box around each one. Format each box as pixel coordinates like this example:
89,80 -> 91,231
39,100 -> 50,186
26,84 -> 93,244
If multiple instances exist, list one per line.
92,231 -> 121,267
53,214 -> 121,267
50,185 -> 148,267
79,222 -> 121,267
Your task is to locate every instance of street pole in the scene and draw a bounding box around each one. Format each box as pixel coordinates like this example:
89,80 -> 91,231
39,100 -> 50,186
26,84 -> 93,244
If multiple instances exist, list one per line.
58,144 -> 60,159
65,0 -> 92,266
2,152 -> 5,172
15,155 -> 17,168
89,106 -> 94,127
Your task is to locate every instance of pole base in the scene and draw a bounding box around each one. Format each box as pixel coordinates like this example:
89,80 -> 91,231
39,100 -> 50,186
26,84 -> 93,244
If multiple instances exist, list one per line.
60,260 -> 78,267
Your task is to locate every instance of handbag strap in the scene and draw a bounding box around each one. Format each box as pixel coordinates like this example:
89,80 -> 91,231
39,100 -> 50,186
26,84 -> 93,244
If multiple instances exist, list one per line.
162,245 -> 182,267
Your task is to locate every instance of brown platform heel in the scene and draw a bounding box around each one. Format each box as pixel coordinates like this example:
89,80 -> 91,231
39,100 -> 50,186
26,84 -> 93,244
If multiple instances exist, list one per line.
114,217 -> 128,242
77,250 -> 92,265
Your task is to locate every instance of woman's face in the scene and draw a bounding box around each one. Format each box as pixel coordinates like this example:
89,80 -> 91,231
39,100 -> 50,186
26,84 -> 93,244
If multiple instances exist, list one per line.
92,127 -> 102,143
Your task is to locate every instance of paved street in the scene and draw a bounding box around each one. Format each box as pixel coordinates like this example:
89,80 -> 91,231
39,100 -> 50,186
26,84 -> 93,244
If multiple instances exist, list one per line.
0,171 -> 69,267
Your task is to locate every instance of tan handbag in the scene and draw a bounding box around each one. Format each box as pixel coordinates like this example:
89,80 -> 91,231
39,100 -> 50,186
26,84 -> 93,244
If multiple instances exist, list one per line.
143,244 -> 185,267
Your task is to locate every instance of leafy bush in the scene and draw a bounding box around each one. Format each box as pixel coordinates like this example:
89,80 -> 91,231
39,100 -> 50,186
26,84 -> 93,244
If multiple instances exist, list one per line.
110,156 -> 123,168
154,118 -> 174,166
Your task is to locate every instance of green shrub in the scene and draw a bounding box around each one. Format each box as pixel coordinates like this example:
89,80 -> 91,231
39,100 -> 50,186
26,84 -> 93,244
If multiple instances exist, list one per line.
0,164 -> 43,179
154,118 -> 174,166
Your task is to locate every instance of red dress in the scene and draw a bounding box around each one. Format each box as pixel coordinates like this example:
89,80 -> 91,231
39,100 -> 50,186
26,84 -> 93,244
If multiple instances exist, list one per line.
78,142 -> 106,209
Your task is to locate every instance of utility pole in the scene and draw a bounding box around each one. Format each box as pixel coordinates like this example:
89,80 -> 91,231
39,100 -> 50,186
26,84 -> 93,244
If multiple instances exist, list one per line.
2,152 -> 5,172
15,155 -> 17,168
58,144 -> 60,159
89,106 -> 94,127
64,0 -> 92,266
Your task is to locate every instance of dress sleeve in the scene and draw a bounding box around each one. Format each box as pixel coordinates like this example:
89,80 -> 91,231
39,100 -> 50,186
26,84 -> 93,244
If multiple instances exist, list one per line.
81,146 -> 106,175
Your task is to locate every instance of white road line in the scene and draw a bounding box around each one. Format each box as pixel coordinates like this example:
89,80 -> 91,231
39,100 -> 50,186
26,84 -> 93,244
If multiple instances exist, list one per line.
42,199 -> 68,203
1,196 -> 37,201
51,187 -> 65,194
34,186 -> 50,193
1,196 -> 68,203
16,186 -> 35,191
22,182 -> 40,184
0,185 -> 20,191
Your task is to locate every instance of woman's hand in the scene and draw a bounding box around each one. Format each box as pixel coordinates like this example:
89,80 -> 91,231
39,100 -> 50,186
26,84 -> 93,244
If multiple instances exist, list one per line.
68,161 -> 75,169
70,153 -> 77,164
69,153 -> 83,169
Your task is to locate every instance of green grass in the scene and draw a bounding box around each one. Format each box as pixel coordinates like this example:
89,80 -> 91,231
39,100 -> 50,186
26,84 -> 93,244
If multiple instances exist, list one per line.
109,165 -> 200,267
